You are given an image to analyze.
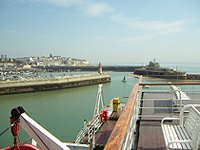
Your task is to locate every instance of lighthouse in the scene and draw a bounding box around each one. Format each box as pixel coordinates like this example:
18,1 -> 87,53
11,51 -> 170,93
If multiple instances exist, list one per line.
98,62 -> 103,74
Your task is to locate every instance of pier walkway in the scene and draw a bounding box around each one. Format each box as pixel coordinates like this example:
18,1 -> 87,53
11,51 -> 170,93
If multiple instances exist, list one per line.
0,73 -> 111,95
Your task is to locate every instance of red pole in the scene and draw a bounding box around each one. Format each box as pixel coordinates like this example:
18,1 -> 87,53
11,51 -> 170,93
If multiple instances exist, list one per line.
10,117 -> 20,150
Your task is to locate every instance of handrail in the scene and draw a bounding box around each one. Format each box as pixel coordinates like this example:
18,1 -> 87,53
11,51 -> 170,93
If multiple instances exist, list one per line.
140,82 -> 200,86
74,113 -> 102,143
104,83 -> 139,150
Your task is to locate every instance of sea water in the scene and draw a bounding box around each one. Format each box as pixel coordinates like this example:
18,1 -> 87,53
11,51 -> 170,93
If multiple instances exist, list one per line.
0,72 -> 137,147
0,64 -> 200,148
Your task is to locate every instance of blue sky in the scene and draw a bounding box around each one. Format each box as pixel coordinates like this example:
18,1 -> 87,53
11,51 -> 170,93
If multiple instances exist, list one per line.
0,0 -> 200,64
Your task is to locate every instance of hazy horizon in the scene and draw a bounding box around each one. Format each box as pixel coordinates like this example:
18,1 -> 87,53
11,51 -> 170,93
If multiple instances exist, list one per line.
1,0 -> 200,64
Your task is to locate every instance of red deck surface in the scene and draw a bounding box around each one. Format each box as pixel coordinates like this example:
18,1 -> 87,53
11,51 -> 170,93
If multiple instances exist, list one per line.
95,120 -> 117,146
95,111 -> 120,146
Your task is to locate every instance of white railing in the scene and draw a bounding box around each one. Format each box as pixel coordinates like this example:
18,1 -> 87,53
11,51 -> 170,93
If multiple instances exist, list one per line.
74,113 -> 102,144
138,86 -> 200,120
104,83 -> 140,150
121,86 -> 141,150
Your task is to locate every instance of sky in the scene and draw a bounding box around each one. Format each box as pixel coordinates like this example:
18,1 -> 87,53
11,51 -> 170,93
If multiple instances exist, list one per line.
0,0 -> 200,64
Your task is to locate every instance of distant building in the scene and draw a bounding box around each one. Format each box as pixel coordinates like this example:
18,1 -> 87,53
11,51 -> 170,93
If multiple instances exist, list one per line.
14,55 -> 90,67
0,54 -> 9,62
15,57 -> 31,64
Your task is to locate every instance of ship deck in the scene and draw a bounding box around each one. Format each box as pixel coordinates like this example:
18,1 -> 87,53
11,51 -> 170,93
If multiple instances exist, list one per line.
137,92 -> 171,149
95,111 -> 121,147
137,89 -> 200,149
104,81 -> 200,150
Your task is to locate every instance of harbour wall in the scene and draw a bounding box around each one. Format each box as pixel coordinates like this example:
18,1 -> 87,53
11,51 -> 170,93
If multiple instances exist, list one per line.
0,73 -> 111,95
187,74 -> 200,80
34,66 -> 140,72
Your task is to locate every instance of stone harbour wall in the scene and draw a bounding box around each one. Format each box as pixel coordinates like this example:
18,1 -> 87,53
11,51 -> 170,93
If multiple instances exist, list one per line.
0,73 -> 111,95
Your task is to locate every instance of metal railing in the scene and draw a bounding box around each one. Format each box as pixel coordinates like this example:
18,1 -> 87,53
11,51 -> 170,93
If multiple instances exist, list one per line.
139,85 -> 200,120
104,83 -> 140,150
74,113 -> 102,144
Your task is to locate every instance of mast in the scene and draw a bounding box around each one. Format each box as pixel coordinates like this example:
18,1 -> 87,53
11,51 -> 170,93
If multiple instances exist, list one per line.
93,84 -> 104,117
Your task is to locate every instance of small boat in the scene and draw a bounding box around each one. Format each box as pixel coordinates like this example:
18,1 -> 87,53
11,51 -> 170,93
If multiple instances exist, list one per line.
122,76 -> 127,82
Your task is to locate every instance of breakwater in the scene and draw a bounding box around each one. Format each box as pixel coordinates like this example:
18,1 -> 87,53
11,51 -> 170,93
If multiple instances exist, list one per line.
187,74 -> 200,80
34,66 -> 140,72
0,73 -> 111,95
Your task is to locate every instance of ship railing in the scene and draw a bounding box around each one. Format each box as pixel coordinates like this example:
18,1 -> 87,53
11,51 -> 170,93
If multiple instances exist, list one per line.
87,113 -> 102,144
121,84 -> 141,150
104,81 -> 200,150
138,86 -> 200,120
104,83 -> 141,150
74,112 -> 103,144
138,99 -> 200,120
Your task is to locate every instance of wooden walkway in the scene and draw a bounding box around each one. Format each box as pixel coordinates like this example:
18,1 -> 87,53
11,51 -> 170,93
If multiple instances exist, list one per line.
95,120 -> 116,146
137,121 -> 165,150
95,111 -> 120,147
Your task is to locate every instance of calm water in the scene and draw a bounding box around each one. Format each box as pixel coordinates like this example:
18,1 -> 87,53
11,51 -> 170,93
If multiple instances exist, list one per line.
0,64 -> 200,148
0,72 -> 138,147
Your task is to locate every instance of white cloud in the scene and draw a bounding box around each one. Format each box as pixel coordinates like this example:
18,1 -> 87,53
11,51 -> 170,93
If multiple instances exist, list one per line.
83,2 -> 113,17
19,0 -> 186,34
111,14 -> 186,34
44,0 -> 84,7
24,0 -> 113,17
23,0 -> 82,7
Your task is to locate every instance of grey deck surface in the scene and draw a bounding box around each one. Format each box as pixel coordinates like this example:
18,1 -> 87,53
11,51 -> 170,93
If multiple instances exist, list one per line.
137,90 -> 200,149
137,92 -> 172,150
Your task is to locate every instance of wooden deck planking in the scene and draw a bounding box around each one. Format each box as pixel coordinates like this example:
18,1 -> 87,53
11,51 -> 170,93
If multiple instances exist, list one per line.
137,121 -> 165,150
95,111 -> 120,146
95,120 -> 116,146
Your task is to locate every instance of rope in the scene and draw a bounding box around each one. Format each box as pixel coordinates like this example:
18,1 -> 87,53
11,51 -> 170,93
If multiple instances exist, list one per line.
0,123 -> 15,137
0,126 -> 10,136
18,135 -> 21,144
20,137 -> 32,144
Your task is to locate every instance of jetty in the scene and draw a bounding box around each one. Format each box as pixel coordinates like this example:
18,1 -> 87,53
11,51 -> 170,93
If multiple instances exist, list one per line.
0,73 -> 111,95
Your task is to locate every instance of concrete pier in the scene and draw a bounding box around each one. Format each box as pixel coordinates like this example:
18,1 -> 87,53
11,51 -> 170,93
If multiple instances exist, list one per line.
0,73 -> 111,95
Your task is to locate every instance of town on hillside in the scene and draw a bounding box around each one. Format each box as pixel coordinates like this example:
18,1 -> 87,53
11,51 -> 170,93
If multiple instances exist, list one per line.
0,54 -> 91,70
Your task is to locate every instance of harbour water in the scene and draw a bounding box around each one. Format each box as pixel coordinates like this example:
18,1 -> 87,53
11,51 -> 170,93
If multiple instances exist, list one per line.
0,72 -> 137,148
0,64 -> 200,148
